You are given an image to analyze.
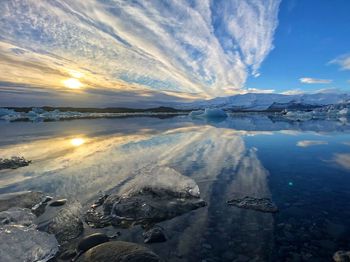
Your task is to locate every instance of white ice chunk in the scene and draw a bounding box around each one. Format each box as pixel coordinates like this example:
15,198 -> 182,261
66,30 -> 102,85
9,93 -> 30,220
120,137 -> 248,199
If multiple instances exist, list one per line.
189,108 -> 227,119
0,225 -> 58,262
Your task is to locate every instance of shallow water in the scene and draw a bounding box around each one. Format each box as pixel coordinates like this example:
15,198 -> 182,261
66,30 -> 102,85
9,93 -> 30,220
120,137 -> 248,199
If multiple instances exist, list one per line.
1,115 -> 350,261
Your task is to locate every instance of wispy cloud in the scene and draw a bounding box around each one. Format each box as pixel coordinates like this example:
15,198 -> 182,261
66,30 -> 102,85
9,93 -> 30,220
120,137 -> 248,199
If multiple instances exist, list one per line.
0,0 -> 281,102
299,78 -> 332,84
332,153 -> 350,170
281,89 -> 305,95
329,54 -> 350,71
297,140 -> 328,147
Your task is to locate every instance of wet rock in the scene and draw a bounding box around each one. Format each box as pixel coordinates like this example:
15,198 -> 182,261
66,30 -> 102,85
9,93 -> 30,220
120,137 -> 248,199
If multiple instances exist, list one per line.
47,201 -> 84,244
59,248 -> 77,260
0,207 -> 36,226
227,196 -> 278,213
0,225 -> 58,262
333,251 -> 350,262
84,208 -> 112,228
49,199 -> 67,207
77,233 -> 110,253
143,226 -> 167,243
91,193 -> 109,209
76,241 -> 160,262
0,156 -> 31,170
0,191 -> 45,212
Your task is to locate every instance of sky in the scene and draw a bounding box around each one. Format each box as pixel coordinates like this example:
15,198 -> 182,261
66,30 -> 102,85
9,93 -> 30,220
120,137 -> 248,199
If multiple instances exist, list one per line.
0,0 -> 349,107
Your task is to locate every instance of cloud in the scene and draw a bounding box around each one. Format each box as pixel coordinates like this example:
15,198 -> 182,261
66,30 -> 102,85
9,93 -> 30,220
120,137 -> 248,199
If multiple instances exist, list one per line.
239,88 -> 275,94
281,89 -> 305,95
329,54 -> 350,70
0,0 -> 281,102
297,140 -> 328,147
299,78 -> 332,84
332,153 -> 350,170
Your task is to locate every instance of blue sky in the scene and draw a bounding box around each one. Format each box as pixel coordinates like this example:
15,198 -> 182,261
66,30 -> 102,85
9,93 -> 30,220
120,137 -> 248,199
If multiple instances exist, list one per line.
246,0 -> 350,94
0,0 -> 349,107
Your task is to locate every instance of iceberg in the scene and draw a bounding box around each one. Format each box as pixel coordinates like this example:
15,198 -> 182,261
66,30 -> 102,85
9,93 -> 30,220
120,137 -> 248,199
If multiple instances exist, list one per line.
0,108 -> 22,121
203,108 -> 228,118
189,108 -> 228,119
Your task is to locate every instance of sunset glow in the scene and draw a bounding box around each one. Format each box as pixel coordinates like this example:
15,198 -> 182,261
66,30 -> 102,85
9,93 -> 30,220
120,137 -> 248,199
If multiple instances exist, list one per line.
63,78 -> 83,89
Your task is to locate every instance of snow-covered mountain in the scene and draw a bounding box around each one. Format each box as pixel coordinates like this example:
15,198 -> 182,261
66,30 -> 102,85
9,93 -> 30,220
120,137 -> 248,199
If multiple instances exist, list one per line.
176,92 -> 350,111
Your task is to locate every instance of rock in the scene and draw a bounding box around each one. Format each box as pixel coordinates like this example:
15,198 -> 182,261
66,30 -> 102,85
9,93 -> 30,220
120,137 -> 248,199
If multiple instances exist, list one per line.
49,199 -> 67,207
84,208 -> 112,228
0,207 -> 36,226
0,225 -> 58,262
76,241 -> 160,262
60,248 -> 77,260
0,156 -> 31,170
143,226 -> 167,243
91,194 -> 109,209
77,233 -> 110,253
47,201 -> 84,244
227,196 -> 278,213
0,191 -> 45,212
333,251 -> 350,262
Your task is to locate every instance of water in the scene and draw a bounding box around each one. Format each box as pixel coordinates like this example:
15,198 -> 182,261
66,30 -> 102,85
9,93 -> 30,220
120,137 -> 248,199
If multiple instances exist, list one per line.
0,115 -> 350,261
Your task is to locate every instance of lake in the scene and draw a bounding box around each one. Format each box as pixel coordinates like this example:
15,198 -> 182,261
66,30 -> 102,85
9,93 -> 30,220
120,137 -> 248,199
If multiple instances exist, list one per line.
1,115 -> 350,261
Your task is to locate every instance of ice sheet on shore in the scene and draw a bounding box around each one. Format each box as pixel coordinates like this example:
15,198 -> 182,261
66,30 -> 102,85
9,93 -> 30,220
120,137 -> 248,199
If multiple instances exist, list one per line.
0,108 -> 182,122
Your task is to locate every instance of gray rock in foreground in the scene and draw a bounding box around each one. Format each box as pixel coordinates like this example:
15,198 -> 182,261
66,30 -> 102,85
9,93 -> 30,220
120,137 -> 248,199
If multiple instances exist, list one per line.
77,241 -> 160,262
0,225 -> 58,262
227,196 -> 278,213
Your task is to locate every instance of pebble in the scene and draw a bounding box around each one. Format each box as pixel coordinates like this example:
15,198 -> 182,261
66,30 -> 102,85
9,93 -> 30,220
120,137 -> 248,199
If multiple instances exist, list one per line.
49,199 -> 67,207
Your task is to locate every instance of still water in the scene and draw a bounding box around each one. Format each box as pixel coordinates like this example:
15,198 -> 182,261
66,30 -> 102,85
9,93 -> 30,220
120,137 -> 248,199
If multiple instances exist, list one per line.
0,115 -> 350,261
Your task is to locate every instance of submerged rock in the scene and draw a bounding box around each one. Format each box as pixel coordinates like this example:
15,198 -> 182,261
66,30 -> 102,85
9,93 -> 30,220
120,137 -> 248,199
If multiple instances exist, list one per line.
0,156 -> 31,170
76,241 -> 160,262
0,207 -> 36,226
333,251 -> 350,262
143,226 -> 167,243
0,191 -> 45,212
0,225 -> 58,262
46,201 -> 84,244
227,196 -> 278,213
102,167 -> 206,227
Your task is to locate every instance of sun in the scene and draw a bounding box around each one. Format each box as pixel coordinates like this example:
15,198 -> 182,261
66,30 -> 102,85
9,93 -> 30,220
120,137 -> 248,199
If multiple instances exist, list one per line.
63,78 -> 83,89
70,138 -> 85,147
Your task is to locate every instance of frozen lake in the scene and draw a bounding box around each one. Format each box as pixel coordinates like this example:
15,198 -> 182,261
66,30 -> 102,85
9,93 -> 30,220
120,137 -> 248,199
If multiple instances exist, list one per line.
1,115 -> 350,261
